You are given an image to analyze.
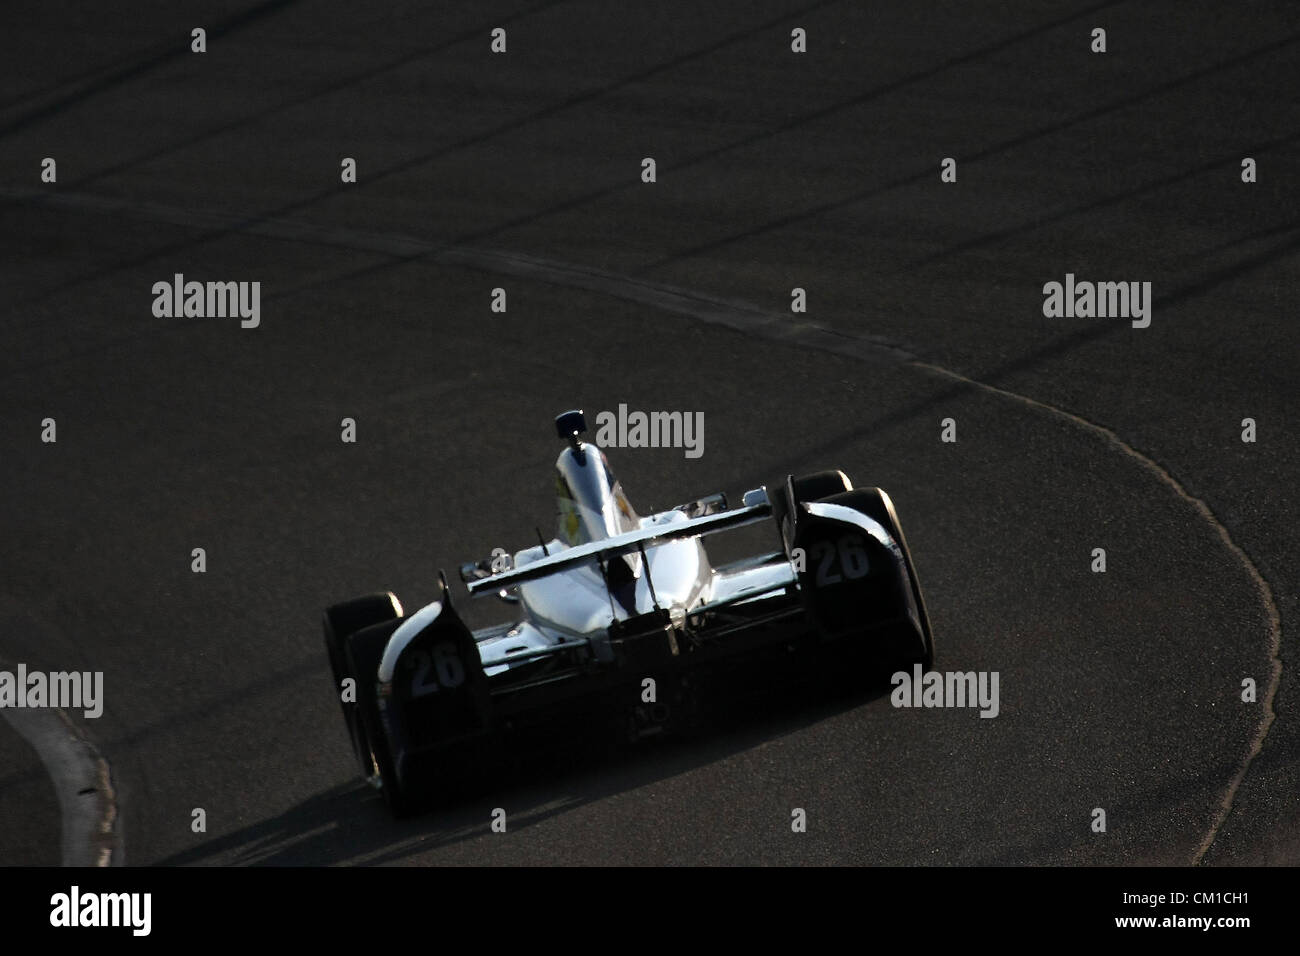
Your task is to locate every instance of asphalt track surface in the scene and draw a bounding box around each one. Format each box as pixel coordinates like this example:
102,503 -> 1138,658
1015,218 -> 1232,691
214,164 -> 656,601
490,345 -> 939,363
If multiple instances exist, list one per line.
0,1 -> 1296,866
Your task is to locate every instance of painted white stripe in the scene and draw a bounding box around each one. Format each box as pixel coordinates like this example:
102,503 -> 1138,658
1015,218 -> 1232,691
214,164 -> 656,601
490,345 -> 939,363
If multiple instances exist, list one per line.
1,704 -> 119,866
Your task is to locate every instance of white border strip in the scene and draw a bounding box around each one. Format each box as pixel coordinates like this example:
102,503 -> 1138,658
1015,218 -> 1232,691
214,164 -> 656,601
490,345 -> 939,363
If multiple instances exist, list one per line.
1,703 -> 119,866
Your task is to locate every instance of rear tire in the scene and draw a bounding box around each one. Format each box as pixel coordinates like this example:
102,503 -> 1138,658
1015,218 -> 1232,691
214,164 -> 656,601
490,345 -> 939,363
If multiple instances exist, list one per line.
346,620 -> 413,817
826,487 -> 934,669
773,470 -> 855,545
323,593 -> 402,776
791,469 -> 853,502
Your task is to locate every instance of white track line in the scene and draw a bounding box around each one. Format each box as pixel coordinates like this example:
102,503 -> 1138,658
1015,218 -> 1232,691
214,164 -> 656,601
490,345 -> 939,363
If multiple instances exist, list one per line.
1,704 -> 119,866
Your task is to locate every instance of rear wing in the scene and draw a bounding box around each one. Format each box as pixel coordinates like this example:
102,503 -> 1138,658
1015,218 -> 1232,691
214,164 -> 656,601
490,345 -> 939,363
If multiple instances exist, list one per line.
465,498 -> 772,597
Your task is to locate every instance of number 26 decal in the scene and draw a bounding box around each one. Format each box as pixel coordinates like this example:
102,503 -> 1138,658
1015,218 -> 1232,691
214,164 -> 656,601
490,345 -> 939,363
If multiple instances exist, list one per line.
408,642 -> 466,698
808,535 -> 869,586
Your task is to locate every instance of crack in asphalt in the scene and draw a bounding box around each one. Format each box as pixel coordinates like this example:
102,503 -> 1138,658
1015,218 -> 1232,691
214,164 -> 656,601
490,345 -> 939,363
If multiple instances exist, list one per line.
910,361 -> 1283,866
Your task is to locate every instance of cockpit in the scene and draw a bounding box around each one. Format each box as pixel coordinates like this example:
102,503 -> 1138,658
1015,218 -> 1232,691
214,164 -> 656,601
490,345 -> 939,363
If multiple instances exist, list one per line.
554,444 -> 640,547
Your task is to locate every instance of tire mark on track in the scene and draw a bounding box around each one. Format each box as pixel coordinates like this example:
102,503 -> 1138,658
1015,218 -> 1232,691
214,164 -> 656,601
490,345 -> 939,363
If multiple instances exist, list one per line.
59,0 -> 573,195
2,0 -> 840,311
0,0 -> 302,140
645,31 -> 1299,271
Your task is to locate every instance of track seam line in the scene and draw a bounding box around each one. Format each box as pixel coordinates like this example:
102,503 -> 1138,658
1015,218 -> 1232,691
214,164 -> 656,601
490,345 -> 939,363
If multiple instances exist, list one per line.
911,360 -> 1283,866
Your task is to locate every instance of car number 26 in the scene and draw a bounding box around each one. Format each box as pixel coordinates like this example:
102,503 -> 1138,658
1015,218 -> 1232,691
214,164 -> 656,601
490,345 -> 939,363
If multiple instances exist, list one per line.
408,642 -> 466,698
809,535 -> 870,586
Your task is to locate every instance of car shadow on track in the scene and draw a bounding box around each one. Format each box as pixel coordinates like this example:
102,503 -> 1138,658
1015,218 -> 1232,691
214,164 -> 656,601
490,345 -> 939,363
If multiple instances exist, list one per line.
157,668 -> 903,865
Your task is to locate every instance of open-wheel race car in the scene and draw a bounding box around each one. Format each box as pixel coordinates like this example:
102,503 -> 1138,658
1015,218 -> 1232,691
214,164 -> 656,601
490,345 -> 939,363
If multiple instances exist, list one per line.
323,410 -> 934,815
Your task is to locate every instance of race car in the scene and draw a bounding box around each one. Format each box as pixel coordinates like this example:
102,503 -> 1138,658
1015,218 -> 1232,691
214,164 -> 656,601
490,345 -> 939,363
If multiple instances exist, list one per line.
323,410 -> 934,815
